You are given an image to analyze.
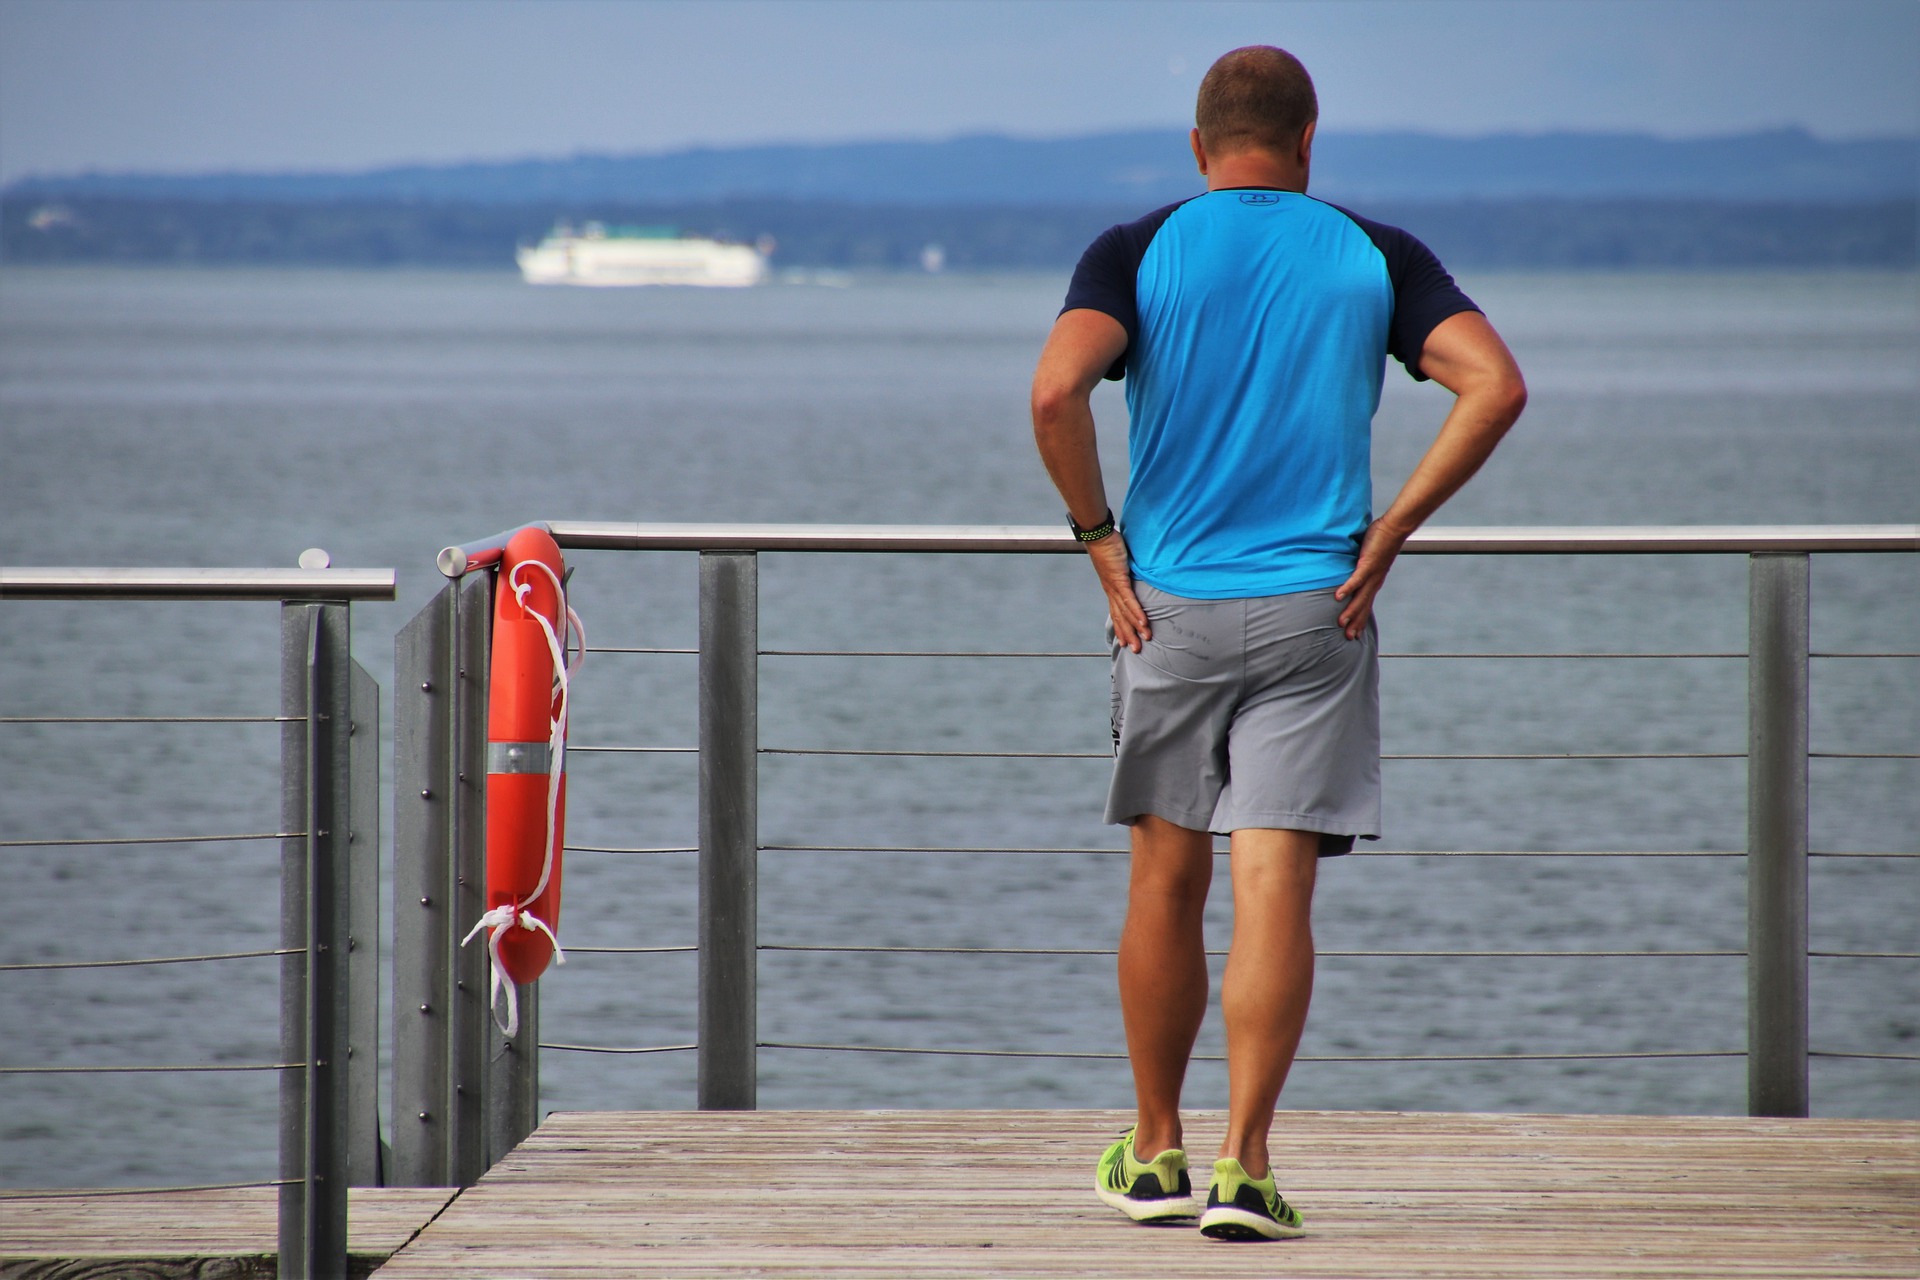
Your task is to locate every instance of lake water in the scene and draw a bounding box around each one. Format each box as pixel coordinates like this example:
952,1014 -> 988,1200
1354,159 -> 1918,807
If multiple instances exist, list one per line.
1,266 -> 1915,1188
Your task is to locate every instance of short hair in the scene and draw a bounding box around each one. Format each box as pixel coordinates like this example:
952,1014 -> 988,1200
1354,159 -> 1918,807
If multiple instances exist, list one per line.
1195,46 -> 1318,155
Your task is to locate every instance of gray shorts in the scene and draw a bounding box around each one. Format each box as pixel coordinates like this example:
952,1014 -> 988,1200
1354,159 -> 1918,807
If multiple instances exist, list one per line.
1105,582 -> 1380,852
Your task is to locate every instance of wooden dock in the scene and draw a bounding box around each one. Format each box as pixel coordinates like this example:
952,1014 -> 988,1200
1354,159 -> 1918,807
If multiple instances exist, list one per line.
0,1185 -> 455,1279
6,1109 -> 1914,1279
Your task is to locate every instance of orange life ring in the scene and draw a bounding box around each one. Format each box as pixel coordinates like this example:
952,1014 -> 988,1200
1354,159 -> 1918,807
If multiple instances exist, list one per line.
482,526 -> 570,988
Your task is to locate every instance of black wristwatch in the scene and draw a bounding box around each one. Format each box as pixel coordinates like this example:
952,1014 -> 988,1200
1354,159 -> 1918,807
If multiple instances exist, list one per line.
1069,508 -> 1117,543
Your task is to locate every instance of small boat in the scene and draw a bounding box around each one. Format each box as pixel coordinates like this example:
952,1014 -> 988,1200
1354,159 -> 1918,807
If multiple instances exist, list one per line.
517,222 -> 769,287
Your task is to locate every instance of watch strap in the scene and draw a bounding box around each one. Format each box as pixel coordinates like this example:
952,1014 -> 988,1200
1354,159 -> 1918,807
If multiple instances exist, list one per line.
1070,509 -> 1117,543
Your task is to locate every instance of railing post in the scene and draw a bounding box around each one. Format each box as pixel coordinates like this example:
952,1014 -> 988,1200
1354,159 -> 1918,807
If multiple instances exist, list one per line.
392,581 -> 455,1186
699,550 -> 758,1109
449,572 -> 494,1182
1748,552 -> 1810,1117
279,602 -> 352,1278
347,659 -> 383,1186
392,573 -> 494,1186
489,982 -> 539,1164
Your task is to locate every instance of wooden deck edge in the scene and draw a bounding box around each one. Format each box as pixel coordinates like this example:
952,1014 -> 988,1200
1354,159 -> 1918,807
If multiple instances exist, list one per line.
0,1251 -> 390,1280
0,1186 -> 462,1280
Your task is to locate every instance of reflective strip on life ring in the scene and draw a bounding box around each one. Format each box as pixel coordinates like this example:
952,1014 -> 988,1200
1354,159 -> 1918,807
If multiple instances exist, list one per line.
487,740 -> 552,775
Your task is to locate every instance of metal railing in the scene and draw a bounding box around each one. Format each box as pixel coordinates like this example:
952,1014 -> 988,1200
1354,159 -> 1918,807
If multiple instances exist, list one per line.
398,523 -> 1917,1181
0,565 -> 395,1280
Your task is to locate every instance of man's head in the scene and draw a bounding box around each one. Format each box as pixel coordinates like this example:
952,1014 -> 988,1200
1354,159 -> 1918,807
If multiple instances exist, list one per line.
1194,46 -> 1318,158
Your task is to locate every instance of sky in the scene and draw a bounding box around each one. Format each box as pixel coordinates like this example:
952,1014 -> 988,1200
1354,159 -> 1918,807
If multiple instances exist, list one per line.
1,0 -> 1916,184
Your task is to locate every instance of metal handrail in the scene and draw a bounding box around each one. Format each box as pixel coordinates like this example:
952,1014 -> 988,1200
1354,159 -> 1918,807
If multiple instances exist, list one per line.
0,566 -> 396,600
402,523 -> 1913,1164
440,521 -> 1920,568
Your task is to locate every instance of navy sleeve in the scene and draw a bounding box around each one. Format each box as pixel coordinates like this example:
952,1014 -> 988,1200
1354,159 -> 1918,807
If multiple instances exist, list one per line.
1060,201 -> 1185,381
1333,206 -> 1480,382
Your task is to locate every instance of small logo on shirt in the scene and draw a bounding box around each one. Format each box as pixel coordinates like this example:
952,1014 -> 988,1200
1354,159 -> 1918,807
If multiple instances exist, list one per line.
1238,192 -> 1281,205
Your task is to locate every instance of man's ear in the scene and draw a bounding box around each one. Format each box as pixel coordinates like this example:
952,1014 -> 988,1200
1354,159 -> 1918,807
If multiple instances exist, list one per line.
1298,120 -> 1316,169
1190,127 -> 1208,177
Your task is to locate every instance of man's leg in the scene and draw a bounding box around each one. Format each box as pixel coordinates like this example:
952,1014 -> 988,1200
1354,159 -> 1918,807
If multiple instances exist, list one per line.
1218,827 -> 1319,1177
1118,813 -> 1214,1157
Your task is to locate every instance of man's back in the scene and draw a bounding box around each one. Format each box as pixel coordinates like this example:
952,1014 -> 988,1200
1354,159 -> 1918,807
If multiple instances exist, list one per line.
1064,190 -> 1474,599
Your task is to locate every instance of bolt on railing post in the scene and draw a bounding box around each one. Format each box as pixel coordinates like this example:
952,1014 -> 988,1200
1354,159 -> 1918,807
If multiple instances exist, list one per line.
699,550 -> 759,1109
278,602 -> 352,1278
1748,552 -> 1810,1117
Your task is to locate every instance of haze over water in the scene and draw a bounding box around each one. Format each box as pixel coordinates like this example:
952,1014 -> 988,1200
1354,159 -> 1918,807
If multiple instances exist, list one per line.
1,265 -> 1915,1187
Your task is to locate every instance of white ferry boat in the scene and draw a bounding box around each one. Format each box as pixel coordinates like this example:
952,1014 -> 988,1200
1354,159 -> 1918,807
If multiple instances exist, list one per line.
517,223 -> 769,287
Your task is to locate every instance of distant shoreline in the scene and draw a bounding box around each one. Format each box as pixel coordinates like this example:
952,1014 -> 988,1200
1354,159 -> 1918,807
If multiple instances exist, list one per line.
4,196 -> 1913,272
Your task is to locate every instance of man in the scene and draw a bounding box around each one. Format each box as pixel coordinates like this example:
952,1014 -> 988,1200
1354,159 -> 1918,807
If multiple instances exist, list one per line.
1031,46 -> 1526,1241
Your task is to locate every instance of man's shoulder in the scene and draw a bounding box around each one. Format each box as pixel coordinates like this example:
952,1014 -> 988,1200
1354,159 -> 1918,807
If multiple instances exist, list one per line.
1311,199 -> 1434,266
1088,198 -> 1195,258
1066,198 -> 1193,309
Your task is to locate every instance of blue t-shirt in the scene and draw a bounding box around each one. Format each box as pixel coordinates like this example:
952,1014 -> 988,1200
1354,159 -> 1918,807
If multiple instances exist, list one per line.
1062,190 -> 1478,599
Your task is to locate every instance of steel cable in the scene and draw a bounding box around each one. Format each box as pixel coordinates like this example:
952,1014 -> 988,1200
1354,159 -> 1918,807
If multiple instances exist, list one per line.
1,948 -> 295,972
0,832 -> 299,849
756,944 -> 1748,958
0,1062 -> 300,1074
539,1042 -> 697,1055
0,714 -> 302,724
0,1179 -> 296,1200
759,1042 -> 1744,1063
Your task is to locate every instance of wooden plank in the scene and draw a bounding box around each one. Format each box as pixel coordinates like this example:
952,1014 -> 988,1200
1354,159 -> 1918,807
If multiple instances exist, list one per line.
366,1110 -> 1917,1279
0,1186 -> 456,1278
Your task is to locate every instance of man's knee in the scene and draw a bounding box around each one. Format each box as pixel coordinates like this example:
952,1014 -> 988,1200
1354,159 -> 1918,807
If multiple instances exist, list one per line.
1127,814 -> 1215,906
1228,828 -> 1320,900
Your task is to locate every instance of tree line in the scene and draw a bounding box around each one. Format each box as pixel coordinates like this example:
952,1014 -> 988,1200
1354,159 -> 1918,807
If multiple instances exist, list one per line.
4,197 -> 1912,271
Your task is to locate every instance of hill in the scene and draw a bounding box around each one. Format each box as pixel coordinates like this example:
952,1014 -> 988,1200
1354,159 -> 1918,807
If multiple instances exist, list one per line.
7,128 -> 1914,207
5,196 -> 1911,272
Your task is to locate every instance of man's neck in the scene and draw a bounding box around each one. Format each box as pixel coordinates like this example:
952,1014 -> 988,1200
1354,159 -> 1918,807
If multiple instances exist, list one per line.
1204,151 -> 1307,194
1190,126 -> 1314,194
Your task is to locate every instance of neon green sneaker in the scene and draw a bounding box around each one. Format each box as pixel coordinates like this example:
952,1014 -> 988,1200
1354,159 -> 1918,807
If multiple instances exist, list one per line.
1094,1128 -> 1198,1222
1199,1157 -> 1306,1240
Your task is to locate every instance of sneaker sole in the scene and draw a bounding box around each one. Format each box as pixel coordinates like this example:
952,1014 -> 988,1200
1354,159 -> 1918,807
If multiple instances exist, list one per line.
1199,1205 -> 1306,1240
1096,1185 -> 1200,1222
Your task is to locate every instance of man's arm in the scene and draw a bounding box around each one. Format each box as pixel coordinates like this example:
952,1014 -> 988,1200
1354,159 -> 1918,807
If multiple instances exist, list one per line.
1334,310 -> 1527,638
1031,308 -> 1151,651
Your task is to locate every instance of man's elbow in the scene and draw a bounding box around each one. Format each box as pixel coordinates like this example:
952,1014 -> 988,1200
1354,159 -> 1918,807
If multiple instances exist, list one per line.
1030,378 -> 1083,434
1468,365 -> 1527,437
1495,371 -> 1528,428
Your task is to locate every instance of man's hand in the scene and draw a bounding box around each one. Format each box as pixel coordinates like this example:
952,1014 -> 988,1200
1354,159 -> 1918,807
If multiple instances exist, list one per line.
1334,518 -> 1410,639
1088,531 -> 1150,651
